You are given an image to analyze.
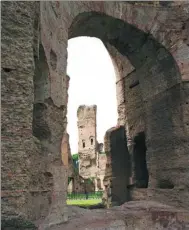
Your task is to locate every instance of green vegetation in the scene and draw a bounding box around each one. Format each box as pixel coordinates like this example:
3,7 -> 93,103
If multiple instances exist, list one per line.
68,177 -> 72,184
99,151 -> 106,155
67,191 -> 103,200
72,153 -> 79,173
67,198 -> 102,207
87,177 -> 95,185
72,153 -> 79,161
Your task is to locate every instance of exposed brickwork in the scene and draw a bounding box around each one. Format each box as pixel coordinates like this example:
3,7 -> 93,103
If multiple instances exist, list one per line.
77,105 -> 107,191
103,126 -> 130,207
1,1 -> 189,228
1,1 -> 39,223
77,105 -> 97,179
61,132 -> 86,194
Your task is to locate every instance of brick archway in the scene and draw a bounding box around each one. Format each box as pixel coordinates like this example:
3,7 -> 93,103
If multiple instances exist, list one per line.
1,2 -> 189,228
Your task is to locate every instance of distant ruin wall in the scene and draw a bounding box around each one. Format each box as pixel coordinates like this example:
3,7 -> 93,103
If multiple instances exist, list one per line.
77,105 -> 97,179
61,132 -> 87,194
96,154 -> 107,191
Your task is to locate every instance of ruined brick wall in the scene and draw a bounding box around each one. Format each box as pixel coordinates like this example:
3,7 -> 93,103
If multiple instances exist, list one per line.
61,133 -> 86,194
77,105 -> 97,179
2,1 -> 189,228
67,175 -> 86,194
98,154 -> 107,175
2,2 -> 67,226
96,154 -> 107,191
40,0 -> 189,213
1,2 -> 55,225
103,126 -> 130,206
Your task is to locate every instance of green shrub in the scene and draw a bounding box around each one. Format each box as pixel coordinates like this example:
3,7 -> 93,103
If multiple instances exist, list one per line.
72,153 -> 79,161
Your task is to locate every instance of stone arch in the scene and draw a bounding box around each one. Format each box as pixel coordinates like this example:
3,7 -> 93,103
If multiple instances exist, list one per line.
89,136 -> 95,146
67,11 -> 184,190
39,1 -> 189,221
2,1 -> 189,228
82,139 -> 86,148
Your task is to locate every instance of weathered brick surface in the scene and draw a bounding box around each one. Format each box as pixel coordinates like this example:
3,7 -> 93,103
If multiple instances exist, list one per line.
77,105 -> 97,179
61,132 -> 86,193
1,1 -> 189,228
103,126 -> 130,206
1,1 -> 37,221
1,1 -> 67,227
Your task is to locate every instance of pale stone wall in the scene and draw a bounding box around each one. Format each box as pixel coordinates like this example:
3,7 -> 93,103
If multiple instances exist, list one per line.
77,105 -> 97,179
77,106 -> 108,191
96,154 -> 107,191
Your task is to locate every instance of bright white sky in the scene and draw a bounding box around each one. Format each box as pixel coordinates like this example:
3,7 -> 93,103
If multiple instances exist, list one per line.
67,37 -> 118,154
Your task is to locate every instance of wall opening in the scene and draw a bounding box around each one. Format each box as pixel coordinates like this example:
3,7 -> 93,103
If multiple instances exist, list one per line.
91,138 -> 93,145
67,11 -> 182,207
67,37 -> 118,155
66,36 -> 118,207
133,132 -> 149,188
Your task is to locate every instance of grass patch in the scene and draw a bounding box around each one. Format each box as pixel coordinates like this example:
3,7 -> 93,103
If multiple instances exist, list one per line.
67,198 -> 102,207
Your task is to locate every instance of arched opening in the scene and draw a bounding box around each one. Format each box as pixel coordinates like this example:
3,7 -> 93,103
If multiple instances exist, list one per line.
1,2 -> 188,228
67,37 -> 118,156
133,132 -> 149,188
66,36 -> 118,207
91,138 -> 93,146
2,1 -> 189,228
68,11 -> 182,206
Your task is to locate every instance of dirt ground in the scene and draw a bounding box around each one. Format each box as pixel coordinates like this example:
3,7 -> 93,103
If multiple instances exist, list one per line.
37,201 -> 189,230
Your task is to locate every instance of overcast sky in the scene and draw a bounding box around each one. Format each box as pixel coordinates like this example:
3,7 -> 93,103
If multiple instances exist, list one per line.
67,37 -> 118,154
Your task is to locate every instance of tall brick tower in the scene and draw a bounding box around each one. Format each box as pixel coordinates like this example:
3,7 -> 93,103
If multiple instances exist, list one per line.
77,105 -> 97,179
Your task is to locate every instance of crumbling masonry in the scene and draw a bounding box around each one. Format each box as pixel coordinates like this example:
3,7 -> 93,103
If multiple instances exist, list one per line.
1,1 -> 189,229
77,105 -> 107,191
77,105 -> 97,179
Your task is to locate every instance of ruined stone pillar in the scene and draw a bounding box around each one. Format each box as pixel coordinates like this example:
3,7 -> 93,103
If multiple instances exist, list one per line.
103,126 -> 130,207
77,105 -> 97,179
